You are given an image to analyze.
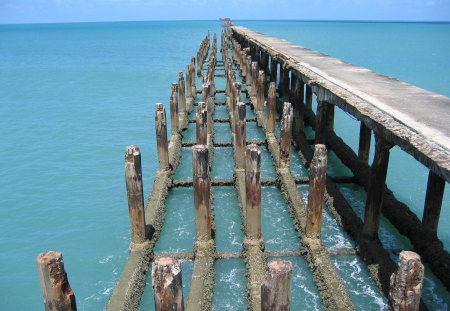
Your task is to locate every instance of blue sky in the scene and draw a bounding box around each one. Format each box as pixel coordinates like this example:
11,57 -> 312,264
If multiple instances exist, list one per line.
1,0 -> 449,24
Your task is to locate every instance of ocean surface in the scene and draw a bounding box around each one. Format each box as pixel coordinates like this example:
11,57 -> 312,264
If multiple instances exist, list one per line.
0,20 -> 449,310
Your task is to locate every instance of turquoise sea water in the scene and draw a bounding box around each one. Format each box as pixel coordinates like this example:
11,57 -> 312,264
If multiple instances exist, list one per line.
0,20 -> 449,310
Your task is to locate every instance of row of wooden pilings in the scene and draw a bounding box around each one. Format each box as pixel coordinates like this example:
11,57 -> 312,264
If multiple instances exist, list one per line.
35,31 -> 207,311
36,30 -> 424,311
225,28 -> 426,310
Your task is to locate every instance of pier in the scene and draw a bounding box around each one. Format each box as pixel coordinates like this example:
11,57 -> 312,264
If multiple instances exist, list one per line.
37,27 -> 449,311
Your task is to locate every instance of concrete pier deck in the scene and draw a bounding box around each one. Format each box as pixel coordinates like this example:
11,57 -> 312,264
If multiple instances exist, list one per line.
232,26 -> 450,182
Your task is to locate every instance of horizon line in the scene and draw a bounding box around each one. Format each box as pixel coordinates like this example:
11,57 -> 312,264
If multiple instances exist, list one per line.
1,18 -> 450,26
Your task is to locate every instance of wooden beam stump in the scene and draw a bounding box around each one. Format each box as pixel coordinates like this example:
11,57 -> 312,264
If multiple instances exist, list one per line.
155,103 -> 170,170
235,102 -> 247,170
152,256 -> 184,311
196,101 -> 207,145
388,251 -> 424,311
125,145 -> 146,243
178,71 -> 186,115
192,145 -> 212,241
267,82 -> 277,133
362,135 -> 393,240
422,170 -> 445,235
280,102 -> 293,168
170,83 -> 179,134
306,144 -> 327,239
257,70 -> 265,111
37,251 -> 77,311
261,259 -> 292,311
245,144 -> 262,240
358,122 -> 372,163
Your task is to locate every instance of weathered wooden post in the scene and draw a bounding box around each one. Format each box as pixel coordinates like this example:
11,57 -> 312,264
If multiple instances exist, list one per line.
267,82 -> 277,133
245,144 -> 262,240
170,83 -> 179,134
280,102 -> 293,168
191,56 -> 195,82
202,83 -> 209,103
306,144 -> 327,238
155,103 -> 169,171
192,145 -> 212,241
388,251 -> 424,311
305,84 -> 313,110
196,101 -> 207,145
270,57 -> 278,83
362,134 -> 393,240
232,82 -> 242,127
37,251 -> 77,311
186,64 -> 193,100
261,259 -> 292,311
292,77 -> 305,140
152,256 -> 184,311
422,170 -> 445,235
280,66 -> 290,101
315,101 -> 333,145
358,122 -> 372,163
178,71 -> 186,116
251,61 -> 258,96
190,57 -> 196,96
125,145 -> 146,243
235,102 -> 246,170
256,70 -> 265,111
262,52 -> 270,75
246,56 -> 253,87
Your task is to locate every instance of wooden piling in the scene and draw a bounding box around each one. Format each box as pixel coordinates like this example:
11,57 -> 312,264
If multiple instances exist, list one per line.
267,82 -> 277,133
388,251 -> 424,311
170,83 -> 179,134
245,144 -> 262,240
190,57 -> 196,96
280,102 -> 293,168
251,61 -> 258,96
125,145 -> 146,244
422,170 -> 445,235
235,102 -> 247,170
270,58 -> 277,83
261,259 -> 292,311
37,251 -> 77,311
261,52 -> 270,75
196,101 -> 207,145
192,145 -> 212,241
155,103 -> 170,171
280,67 -> 290,101
292,78 -> 305,144
178,71 -> 186,115
186,64 -> 193,99
315,101 -> 332,145
358,122 -> 372,163
362,135 -> 393,240
305,84 -> 313,111
257,70 -> 265,111
306,144 -> 328,239
152,256 -> 184,311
